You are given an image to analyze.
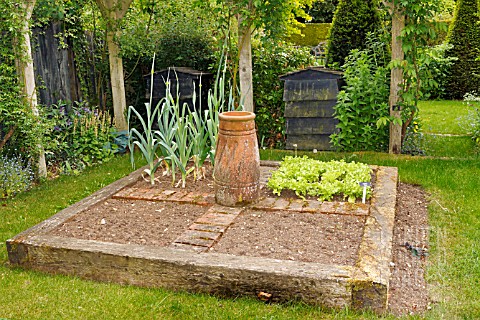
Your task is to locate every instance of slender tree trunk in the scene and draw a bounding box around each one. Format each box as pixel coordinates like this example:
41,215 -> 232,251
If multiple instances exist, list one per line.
16,0 -> 48,178
95,0 -> 133,131
238,17 -> 254,113
106,30 -> 128,130
388,3 -> 405,154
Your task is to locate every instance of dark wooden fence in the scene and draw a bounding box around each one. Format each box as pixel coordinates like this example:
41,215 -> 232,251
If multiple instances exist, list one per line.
32,21 -> 82,106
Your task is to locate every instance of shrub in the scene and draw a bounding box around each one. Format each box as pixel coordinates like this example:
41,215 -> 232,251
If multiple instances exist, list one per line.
252,40 -> 314,148
445,0 -> 480,99
43,101 -> 116,175
420,43 -> 457,100
330,38 -> 390,152
154,26 -> 216,72
0,155 -> 34,199
325,0 -> 382,68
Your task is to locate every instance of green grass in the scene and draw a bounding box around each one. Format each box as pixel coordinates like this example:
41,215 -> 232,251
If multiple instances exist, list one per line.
1,100 -> 480,319
418,100 -> 475,135
418,100 -> 478,158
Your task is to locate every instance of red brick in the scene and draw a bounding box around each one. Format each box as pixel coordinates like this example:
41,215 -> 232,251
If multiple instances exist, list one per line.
342,203 -> 370,216
271,198 -> 290,210
319,201 -> 337,214
287,200 -> 305,212
181,192 -> 201,203
302,200 -> 323,213
112,188 -> 132,199
173,231 -> 217,247
252,197 -> 276,210
167,190 -> 189,201
152,190 -> 170,201
210,205 -> 243,216
195,213 -> 236,226
134,188 -> 157,201
189,223 -> 227,233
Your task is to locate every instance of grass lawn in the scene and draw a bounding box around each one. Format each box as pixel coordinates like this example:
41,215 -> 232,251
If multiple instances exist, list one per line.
1,100 -> 479,319
417,100 -> 475,135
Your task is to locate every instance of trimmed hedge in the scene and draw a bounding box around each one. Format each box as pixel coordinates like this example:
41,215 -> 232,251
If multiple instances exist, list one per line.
445,0 -> 480,99
287,23 -> 331,46
325,0 -> 382,68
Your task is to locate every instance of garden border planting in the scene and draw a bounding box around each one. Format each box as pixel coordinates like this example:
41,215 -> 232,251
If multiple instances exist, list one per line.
6,161 -> 398,313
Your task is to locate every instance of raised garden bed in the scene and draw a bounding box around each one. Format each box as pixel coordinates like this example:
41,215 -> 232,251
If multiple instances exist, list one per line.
7,161 -> 401,313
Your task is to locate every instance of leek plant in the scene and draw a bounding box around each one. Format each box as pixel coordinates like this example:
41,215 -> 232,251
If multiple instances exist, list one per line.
189,86 -> 209,181
204,53 -> 241,165
128,48 -> 243,188
128,55 -> 163,185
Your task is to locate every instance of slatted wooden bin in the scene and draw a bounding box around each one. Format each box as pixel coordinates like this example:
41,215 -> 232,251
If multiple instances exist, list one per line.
144,67 -> 213,110
280,67 -> 343,150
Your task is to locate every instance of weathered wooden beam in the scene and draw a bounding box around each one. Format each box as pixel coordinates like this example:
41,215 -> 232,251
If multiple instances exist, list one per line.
386,1 -> 405,154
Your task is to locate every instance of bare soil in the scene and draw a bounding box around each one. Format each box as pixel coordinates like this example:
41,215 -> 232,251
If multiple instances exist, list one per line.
51,165 -> 429,316
210,210 -> 365,265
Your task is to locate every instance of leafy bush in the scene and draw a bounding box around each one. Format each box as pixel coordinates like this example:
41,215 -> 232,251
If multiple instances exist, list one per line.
43,101 -> 116,175
325,0 -> 382,68
330,42 -> 390,152
0,155 -> 34,199
420,43 -> 457,100
252,40 -> 314,148
154,26 -> 216,72
445,0 -> 480,99
267,156 -> 372,203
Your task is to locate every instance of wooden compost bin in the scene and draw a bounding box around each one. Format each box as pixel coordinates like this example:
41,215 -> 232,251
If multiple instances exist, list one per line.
280,67 -> 343,150
144,67 -> 213,110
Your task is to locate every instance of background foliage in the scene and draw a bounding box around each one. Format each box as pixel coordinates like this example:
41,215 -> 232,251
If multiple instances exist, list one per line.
330,38 -> 390,152
0,0 -> 44,160
304,0 -> 338,23
287,23 -> 331,46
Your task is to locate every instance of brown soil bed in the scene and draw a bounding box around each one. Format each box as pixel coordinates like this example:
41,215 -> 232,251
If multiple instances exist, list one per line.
49,166 -> 429,317
51,200 -> 209,246
210,210 -> 365,265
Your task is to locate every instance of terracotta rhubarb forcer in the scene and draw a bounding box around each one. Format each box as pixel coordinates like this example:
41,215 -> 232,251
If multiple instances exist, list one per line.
213,111 -> 260,206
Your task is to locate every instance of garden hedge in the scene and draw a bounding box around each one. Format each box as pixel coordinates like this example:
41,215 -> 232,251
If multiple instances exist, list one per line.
445,0 -> 480,99
325,0 -> 381,68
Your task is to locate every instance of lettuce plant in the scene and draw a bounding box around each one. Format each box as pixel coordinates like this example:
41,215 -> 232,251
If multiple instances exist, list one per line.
267,156 -> 372,203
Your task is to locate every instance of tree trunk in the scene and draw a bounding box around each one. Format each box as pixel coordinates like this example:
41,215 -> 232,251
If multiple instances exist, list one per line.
16,0 -> 47,178
95,0 -> 133,131
388,3 -> 405,154
106,30 -> 128,130
238,17 -> 254,113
